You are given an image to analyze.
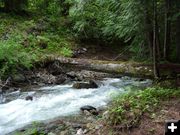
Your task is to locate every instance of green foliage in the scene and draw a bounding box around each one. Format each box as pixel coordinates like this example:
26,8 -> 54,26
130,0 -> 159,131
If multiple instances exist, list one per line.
108,87 -> 180,126
0,12 -> 73,76
15,122 -> 45,135
69,0 -> 103,39
0,39 -> 37,77
68,0 -> 151,58
60,47 -> 73,57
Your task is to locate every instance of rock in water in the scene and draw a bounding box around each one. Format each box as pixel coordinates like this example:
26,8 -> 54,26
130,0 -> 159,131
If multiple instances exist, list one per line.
80,105 -> 99,115
89,80 -> 98,88
73,80 -> 98,89
25,96 -> 33,101
81,105 -> 99,115
80,105 -> 96,112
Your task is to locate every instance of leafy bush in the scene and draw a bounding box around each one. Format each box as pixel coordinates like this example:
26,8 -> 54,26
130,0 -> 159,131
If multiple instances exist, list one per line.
60,47 -> 73,57
108,87 -> 180,127
0,39 -> 37,77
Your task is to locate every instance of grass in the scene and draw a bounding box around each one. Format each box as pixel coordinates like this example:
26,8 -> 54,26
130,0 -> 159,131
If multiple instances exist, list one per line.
108,87 -> 180,128
14,122 -> 45,135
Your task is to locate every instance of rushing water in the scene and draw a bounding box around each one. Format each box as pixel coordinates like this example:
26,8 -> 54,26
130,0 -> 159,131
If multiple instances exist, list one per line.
0,77 -> 152,135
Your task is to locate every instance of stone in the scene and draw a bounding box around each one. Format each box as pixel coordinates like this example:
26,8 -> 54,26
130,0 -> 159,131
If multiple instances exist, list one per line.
71,123 -> 84,129
80,105 -> 96,112
89,109 -> 99,115
83,129 -> 88,134
76,128 -> 84,135
102,111 -> 109,119
48,132 -> 56,135
73,80 -> 98,89
25,96 -> 33,101
95,124 -> 103,130
89,80 -> 98,88
72,48 -> 87,58
60,130 -> 69,135
86,123 -> 95,130
86,116 -> 96,122
83,110 -> 91,116
55,75 -> 67,84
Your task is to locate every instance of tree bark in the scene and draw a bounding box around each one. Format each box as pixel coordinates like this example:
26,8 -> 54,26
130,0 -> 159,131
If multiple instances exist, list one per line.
176,15 -> 180,63
153,0 -> 160,78
163,0 -> 171,60
4,0 -> 27,12
156,24 -> 161,61
144,7 -> 153,58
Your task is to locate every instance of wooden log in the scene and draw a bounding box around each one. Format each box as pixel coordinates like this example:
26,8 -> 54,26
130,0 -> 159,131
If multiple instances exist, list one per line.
43,56 -> 153,78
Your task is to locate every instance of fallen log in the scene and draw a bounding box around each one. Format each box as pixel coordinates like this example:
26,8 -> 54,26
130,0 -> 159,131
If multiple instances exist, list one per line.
43,56 -> 153,78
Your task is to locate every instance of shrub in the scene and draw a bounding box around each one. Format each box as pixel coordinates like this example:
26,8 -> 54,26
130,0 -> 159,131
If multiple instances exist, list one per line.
0,39 -> 37,77
60,47 -> 73,57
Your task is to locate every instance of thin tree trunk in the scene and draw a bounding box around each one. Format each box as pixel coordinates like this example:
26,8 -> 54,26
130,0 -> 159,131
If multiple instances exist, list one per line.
164,0 -> 171,60
156,25 -> 161,61
176,15 -> 180,63
153,0 -> 160,78
144,7 -> 153,58
4,0 -> 12,11
4,0 -> 27,12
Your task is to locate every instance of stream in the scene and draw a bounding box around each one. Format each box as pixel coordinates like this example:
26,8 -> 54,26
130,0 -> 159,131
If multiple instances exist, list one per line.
0,77 -> 152,135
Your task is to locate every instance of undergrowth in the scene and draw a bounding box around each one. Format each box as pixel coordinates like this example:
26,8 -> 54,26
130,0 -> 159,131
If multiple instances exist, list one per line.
108,87 -> 180,128
0,13 -> 73,77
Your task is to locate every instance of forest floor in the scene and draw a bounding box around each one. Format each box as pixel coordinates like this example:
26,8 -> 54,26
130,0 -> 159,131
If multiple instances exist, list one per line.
92,97 -> 180,135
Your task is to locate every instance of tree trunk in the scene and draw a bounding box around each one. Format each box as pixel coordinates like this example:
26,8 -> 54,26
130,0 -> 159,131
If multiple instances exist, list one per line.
163,0 -> 171,60
176,15 -> 180,63
153,0 -> 160,78
4,0 -> 27,12
156,25 -> 161,61
144,7 -> 153,58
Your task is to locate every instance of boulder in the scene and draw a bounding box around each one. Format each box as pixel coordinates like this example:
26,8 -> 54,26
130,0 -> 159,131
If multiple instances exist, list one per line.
55,75 -> 67,84
80,105 -> 98,115
89,80 -> 98,88
73,80 -> 98,89
25,96 -> 33,101
80,105 -> 96,112
72,48 -> 87,58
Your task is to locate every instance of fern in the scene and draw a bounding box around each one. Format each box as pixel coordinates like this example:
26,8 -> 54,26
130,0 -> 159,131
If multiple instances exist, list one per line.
0,39 -> 37,77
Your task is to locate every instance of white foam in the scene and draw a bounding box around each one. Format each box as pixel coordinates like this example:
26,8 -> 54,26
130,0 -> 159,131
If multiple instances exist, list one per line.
0,78 -> 151,135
